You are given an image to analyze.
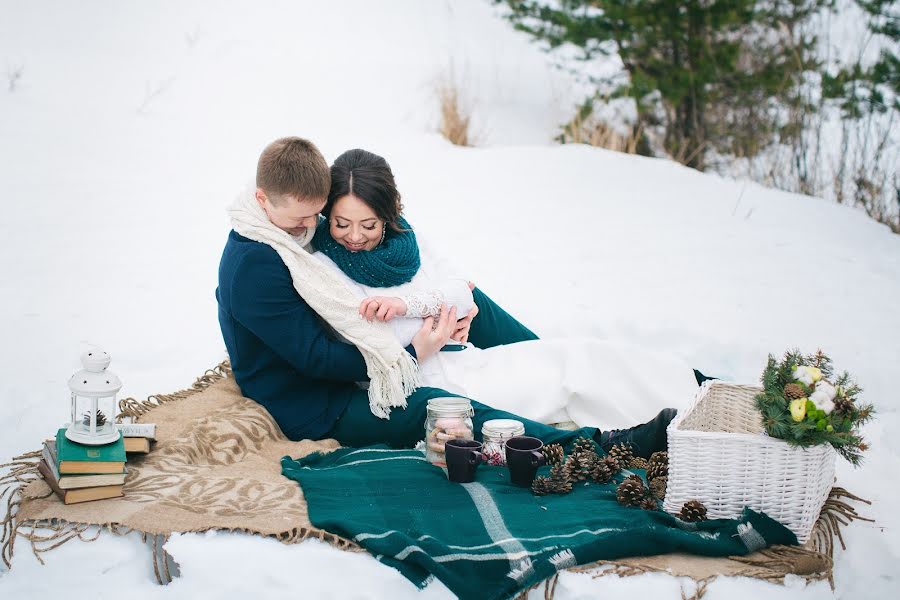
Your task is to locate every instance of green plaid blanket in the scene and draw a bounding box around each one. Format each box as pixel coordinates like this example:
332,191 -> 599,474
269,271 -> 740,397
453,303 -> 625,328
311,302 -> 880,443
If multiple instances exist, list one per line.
281,447 -> 796,600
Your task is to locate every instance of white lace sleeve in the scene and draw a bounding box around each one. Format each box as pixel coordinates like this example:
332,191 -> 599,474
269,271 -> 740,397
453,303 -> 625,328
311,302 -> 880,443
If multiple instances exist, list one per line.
399,290 -> 445,318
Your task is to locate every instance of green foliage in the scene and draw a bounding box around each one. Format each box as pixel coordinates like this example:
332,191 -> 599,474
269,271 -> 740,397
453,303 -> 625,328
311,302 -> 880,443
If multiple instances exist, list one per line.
755,349 -> 875,466
497,0 -> 832,169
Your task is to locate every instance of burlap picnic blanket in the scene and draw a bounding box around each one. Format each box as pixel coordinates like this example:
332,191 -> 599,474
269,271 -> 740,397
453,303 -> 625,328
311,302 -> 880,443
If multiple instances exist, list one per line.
0,362 -> 870,597
0,363 -> 356,582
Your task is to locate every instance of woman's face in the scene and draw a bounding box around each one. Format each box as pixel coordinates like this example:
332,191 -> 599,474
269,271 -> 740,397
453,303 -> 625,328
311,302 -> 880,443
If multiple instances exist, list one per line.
329,194 -> 385,252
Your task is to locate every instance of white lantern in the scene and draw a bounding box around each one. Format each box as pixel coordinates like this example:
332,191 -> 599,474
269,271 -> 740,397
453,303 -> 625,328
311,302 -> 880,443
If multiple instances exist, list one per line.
66,349 -> 122,445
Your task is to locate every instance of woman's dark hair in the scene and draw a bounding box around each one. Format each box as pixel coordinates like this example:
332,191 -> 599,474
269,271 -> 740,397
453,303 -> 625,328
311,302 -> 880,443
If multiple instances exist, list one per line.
325,149 -> 406,233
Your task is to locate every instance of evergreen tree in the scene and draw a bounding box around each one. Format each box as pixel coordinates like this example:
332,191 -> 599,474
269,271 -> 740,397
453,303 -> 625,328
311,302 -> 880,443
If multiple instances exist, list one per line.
823,0 -> 899,119
498,0 -> 830,170
821,0 -> 899,230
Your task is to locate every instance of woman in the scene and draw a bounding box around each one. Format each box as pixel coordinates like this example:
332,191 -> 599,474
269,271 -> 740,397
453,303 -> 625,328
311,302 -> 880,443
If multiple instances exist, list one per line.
312,149 -> 700,431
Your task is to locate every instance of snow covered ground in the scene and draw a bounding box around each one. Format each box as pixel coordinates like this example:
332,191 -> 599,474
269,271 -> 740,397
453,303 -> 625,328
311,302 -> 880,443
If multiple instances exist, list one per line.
1,1 -> 898,598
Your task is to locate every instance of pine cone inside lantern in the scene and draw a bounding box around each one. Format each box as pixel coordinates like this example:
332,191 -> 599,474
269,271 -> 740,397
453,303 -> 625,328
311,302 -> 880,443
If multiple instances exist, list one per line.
783,383 -> 806,400
590,455 -> 619,484
626,456 -> 649,470
606,443 -> 634,470
82,409 -> 108,427
649,476 -> 667,501
616,477 -> 646,507
679,500 -> 708,522
647,451 -> 668,481
542,443 -> 565,466
639,496 -> 658,511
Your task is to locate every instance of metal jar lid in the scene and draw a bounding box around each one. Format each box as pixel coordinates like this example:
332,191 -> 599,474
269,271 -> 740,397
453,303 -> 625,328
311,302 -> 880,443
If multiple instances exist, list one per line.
481,419 -> 525,439
426,397 -> 474,417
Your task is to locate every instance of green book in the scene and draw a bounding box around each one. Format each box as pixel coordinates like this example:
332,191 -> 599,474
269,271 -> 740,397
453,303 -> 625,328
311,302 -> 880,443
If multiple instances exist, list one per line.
55,428 -> 126,474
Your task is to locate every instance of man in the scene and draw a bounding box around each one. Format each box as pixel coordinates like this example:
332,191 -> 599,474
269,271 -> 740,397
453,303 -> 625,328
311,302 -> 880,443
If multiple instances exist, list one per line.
217,136 -> 674,454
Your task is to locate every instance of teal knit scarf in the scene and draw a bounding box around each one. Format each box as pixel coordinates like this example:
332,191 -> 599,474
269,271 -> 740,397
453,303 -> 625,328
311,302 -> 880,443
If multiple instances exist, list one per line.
313,216 -> 421,287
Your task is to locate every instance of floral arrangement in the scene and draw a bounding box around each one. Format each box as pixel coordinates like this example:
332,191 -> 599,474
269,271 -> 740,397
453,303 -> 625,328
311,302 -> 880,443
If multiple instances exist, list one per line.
755,349 -> 874,466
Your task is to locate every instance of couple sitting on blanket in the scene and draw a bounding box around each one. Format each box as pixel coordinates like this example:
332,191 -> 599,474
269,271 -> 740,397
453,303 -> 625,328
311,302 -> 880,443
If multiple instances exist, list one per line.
217,136 -> 703,457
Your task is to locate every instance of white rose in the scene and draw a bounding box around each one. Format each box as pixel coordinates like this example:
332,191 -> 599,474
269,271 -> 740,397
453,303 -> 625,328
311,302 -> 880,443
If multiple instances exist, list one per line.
793,366 -> 815,386
809,388 -> 835,414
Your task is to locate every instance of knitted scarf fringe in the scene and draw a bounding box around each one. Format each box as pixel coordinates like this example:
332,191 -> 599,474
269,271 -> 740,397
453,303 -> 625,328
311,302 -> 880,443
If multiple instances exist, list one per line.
367,351 -> 420,418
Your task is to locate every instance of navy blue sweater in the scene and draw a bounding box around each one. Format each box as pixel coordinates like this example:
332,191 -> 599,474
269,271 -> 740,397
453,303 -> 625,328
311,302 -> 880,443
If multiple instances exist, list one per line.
217,230 -> 381,440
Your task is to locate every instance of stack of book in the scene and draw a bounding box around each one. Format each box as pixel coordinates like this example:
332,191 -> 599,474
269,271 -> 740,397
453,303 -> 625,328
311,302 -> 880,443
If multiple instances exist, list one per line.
38,423 -> 156,505
118,422 -> 156,454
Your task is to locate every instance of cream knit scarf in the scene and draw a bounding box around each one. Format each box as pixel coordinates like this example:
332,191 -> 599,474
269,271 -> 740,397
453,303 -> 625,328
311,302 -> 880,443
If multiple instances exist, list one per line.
228,187 -> 419,419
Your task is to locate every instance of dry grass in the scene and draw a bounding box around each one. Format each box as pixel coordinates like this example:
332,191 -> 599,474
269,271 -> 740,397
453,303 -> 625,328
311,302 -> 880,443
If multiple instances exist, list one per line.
437,80 -> 474,147
560,111 -> 643,154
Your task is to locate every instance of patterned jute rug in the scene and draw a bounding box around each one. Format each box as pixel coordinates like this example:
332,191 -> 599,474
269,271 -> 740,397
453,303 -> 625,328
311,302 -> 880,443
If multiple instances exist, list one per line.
0,362 -> 871,598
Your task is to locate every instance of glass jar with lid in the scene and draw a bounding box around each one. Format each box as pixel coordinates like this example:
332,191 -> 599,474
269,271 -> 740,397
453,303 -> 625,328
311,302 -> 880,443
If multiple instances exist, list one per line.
425,397 -> 474,467
481,419 -> 525,466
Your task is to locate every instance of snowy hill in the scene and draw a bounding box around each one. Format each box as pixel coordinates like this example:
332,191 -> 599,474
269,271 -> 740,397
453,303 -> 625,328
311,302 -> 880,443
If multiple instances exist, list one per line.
1,1 -> 898,598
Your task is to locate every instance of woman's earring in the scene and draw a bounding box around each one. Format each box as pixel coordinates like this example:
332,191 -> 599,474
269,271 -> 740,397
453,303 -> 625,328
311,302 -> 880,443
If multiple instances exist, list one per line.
379,226 -> 386,246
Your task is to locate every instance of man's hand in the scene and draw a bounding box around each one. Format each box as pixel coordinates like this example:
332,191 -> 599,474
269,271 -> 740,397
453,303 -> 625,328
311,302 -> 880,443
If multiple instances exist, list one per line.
451,304 -> 479,344
411,304 -> 457,362
359,296 -> 408,322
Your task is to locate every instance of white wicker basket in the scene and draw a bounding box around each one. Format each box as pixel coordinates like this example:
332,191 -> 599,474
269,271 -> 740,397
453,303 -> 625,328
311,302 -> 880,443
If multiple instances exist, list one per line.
663,381 -> 836,543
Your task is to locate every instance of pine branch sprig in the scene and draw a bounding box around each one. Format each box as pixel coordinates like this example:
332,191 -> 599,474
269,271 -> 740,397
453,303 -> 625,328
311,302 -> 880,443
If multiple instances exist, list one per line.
755,349 -> 874,467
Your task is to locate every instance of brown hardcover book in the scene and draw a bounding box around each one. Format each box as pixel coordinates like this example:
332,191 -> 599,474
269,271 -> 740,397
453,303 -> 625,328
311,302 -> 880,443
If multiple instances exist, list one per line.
123,437 -> 151,453
42,442 -> 127,489
55,429 -> 126,474
38,460 -> 123,505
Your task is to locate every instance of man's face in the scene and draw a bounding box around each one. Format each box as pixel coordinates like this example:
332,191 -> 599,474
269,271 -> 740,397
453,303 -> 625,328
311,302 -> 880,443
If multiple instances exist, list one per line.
256,189 -> 325,236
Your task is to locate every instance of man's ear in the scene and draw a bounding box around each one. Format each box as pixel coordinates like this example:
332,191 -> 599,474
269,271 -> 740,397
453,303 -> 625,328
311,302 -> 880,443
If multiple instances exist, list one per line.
255,188 -> 267,208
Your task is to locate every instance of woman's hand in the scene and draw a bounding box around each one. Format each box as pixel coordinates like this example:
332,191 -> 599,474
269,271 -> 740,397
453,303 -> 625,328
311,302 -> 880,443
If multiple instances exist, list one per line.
359,296 -> 408,322
411,304 -> 457,362
451,304 -> 479,344
449,281 -> 478,343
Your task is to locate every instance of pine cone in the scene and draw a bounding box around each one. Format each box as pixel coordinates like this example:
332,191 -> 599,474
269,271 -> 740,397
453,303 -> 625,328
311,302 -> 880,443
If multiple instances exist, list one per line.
548,477 -> 573,494
649,476 -> 667,501
82,410 -> 107,427
647,451 -> 668,481
606,443 -> 634,469
571,436 -> 597,455
590,456 -> 619,484
783,383 -> 806,400
626,457 -> 649,470
679,500 -> 708,522
532,477 -> 553,496
639,496 -> 658,511
616,477 -> 646,507
549,462 -> 569,482
576,452 -> 602,479
545,463 -> 574,494
832,394 -> 855,415
542,443 -> 565,466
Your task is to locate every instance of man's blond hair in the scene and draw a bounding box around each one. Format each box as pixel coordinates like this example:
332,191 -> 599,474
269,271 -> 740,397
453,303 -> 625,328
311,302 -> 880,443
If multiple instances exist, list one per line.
256,137 -> 330,204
